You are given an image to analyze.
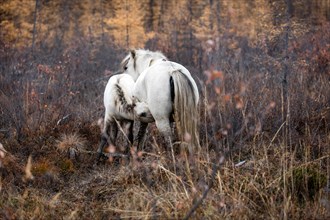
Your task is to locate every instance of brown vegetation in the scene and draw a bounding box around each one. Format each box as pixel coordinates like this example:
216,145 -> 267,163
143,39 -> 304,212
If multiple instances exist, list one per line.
0,0 -> 329,219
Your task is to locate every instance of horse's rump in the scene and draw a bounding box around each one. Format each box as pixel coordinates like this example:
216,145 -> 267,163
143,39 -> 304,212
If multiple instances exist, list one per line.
103,74 -> 135,121
132,60 -> 200,151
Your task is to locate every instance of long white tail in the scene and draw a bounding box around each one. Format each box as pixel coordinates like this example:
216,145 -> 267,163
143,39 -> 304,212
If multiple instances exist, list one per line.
170,70 -> 199,152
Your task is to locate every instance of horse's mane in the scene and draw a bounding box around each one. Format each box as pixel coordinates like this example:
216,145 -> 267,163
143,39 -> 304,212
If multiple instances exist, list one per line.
134,49 -> 167,60
120,49 -> 167,69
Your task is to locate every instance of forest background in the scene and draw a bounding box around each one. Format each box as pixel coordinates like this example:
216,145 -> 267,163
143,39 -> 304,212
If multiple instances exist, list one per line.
0,0 -> 329,219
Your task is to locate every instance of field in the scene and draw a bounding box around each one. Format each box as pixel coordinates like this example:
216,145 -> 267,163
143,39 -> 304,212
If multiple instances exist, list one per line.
1,1 -> 330,219
1,48 -> 329,218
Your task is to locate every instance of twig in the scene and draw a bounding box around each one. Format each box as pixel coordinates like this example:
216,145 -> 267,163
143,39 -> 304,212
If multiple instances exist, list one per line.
114,118 -> 132,145
183,155 -> 225,220
267,121 -> 286,149
78,149 -> 129,158
183,96 -> 265,219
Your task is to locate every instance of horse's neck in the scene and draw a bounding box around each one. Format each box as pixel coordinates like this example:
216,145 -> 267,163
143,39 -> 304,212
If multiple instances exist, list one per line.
134,57 -> 166,81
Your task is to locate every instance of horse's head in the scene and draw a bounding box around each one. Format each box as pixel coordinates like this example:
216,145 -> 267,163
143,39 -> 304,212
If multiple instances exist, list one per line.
134,101 -> 154,123
119,49 -> 167,81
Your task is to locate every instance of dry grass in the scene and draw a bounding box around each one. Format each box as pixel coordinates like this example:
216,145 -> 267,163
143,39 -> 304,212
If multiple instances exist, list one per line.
56,133 -> 87,160
56,133 -> 86,152
1,64 -> 330,218
1,73 -> 329,219
0,111 -> 329,219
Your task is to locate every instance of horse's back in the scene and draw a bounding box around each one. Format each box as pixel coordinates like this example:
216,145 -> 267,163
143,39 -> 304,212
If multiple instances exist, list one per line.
133,60 -> 199,123
135,60 -> 199,105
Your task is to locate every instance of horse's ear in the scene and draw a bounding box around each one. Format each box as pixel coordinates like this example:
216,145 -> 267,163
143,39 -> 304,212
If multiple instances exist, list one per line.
130,50 -> 136,59
148,59 -> 154,67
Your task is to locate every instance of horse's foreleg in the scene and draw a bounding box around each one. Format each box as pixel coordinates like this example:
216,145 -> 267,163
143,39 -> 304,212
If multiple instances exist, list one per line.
127,120 -> 134,145
137,122 -> 148,151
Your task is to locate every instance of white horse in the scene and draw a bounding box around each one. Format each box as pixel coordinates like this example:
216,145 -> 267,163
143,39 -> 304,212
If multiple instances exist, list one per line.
97,73 -> 153,160
98,49 -> 199,160
124,49 -> 200,153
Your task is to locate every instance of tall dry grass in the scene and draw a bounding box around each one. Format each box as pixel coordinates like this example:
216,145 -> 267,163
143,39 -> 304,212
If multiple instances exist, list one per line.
0,22 -> 329,219
1,62 -> 329,219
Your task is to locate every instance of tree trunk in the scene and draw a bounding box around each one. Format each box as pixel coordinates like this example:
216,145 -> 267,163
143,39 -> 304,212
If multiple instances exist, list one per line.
31,0 -> 39,55
100,0 -> 105,44
125,0 -> 130,48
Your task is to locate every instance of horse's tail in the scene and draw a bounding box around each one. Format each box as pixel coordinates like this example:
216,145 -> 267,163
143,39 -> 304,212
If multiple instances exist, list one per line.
170,70 -> 200,152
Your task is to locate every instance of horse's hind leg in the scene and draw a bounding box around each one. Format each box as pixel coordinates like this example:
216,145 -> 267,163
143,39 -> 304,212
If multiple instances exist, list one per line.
97,134 -> 108,162
124,120 -> 134,155
97,119 -> 118,162
155,119 -> 177,171
155,119 -> 173,152
108,120 -> 118,146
